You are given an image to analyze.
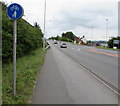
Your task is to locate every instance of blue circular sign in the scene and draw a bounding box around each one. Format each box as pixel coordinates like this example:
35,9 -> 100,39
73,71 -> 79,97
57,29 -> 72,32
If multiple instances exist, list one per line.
7,3 -> 24,20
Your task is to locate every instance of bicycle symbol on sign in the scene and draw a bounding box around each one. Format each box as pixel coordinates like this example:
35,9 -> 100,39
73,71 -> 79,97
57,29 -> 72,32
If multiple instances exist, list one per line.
10,5 -> 19,11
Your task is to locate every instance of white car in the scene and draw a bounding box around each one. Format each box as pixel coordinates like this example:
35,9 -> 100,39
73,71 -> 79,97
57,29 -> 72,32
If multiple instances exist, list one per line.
60,43 -> 67,48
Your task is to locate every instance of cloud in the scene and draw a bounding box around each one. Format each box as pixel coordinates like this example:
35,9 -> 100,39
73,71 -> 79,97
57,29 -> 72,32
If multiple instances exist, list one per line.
45,1 -> 118,40
3,0 -> 118,40
53,2 -> 118,30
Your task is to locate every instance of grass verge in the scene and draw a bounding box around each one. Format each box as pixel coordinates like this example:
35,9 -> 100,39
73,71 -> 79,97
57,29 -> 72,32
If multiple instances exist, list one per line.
2,48 -> 45,104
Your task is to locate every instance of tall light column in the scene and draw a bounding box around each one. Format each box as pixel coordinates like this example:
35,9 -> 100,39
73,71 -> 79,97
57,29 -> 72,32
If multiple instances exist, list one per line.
106,18 -> 109,42
91,26 -> 94,45
43,0 -> 46,50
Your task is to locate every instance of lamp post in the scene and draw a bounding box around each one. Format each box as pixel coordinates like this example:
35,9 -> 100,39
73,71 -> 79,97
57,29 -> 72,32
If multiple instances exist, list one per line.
43,0 -> 46,50
106,19 -> 109,43
91,26 -> 94,45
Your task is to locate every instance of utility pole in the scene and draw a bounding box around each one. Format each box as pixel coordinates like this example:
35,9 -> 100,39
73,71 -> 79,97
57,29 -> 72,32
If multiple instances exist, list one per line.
43,0 -> 46,50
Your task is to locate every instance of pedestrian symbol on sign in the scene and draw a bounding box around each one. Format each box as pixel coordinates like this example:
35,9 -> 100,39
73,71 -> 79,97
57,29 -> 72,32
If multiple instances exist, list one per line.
12,11 -> 17,18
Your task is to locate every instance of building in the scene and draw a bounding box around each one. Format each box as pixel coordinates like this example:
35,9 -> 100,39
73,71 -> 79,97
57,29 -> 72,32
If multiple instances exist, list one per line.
74,36 -> 87,44
95,41 -> 108,47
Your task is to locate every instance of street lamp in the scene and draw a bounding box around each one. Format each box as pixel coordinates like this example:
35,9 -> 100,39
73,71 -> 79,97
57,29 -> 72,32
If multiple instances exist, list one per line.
106,18 -> 109,42
43,0 -> 46,50
91,26 -> 94,45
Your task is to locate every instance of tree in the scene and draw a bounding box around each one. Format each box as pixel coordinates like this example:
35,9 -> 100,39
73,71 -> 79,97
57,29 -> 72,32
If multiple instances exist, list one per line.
2,2 -> 43,63
108,36 -> 120,48
62,33 -> 65,38
34,22 -> 40,29
62,31 -> 75,40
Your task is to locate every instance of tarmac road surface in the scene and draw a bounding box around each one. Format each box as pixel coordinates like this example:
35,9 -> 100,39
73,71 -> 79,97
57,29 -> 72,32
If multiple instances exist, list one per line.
31,42 -> 118,104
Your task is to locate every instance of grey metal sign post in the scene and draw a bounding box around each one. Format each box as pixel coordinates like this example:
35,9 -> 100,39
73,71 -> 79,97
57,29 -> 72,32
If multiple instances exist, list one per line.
13,20 -> 17,95
7,3 -> 24,96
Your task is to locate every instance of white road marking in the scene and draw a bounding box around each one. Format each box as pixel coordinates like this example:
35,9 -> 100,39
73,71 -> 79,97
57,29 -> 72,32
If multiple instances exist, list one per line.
86,70 -> 120,96
59,47 -> 119,96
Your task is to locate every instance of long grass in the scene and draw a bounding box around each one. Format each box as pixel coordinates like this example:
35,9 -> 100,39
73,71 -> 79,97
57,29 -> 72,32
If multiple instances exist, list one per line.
2,48 -> 45,104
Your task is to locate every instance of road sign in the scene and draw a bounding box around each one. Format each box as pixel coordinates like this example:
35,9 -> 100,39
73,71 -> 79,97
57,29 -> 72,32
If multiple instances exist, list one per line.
6,3 -> 24,96
113,40 -> 120,44
7,3 -> 23,20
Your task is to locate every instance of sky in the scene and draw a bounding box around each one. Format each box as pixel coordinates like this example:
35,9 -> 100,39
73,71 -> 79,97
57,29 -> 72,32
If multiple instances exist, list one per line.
1,0 -> 119,41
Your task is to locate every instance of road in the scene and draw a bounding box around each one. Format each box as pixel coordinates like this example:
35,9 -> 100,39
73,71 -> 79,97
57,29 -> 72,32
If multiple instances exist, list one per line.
55,41 -> 118,89
31,41 -> 118,104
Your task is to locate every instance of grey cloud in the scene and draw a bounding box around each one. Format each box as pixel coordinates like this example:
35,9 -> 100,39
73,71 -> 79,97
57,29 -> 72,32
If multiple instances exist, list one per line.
52,2 -> 118,31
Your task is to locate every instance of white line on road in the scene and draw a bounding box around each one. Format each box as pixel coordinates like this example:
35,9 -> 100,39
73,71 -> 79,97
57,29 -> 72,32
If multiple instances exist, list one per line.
86,69 -> 120,96
58,47 -> 120,96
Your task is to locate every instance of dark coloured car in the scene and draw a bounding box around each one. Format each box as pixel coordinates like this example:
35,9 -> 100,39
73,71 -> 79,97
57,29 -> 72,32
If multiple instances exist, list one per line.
54,41 -> 58,44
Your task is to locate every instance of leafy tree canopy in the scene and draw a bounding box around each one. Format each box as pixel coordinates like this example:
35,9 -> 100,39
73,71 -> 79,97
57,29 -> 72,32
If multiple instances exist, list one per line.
62,31 -> 76,40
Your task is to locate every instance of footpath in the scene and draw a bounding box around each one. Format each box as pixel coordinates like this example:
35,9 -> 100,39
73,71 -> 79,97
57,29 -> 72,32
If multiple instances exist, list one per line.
31,48 -> 73,104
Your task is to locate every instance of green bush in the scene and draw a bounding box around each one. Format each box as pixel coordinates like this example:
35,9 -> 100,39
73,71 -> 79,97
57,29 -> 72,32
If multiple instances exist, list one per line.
2,48 -> 45,104
2,3 -> 43,63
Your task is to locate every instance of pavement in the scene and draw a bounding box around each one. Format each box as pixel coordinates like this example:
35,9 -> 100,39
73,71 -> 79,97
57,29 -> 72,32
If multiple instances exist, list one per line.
31,42 -> 118,104
31,48 -> 73,104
